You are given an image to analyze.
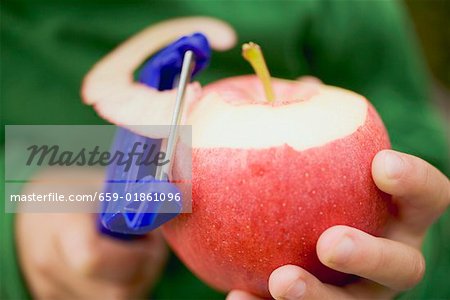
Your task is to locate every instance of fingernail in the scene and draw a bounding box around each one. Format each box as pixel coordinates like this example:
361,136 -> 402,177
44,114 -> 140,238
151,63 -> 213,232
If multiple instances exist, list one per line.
383,151 -> 405,179
284,279 -> 306,299
329,236 -> 354,264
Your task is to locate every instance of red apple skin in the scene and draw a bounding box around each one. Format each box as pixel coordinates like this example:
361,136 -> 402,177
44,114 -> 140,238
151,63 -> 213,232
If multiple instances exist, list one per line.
163,89 -> 392,298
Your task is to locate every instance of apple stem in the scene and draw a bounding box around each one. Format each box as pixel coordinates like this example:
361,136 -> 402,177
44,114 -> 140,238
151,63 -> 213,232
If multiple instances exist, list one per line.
242,42 -> 275,102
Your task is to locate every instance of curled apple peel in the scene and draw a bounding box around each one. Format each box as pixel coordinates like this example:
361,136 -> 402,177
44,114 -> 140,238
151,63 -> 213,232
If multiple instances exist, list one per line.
81,17 -> 237,138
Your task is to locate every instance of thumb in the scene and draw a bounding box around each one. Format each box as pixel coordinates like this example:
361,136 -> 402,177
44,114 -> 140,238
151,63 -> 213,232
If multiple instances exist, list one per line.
57,213 -> 167,284
372,150 -> 450,235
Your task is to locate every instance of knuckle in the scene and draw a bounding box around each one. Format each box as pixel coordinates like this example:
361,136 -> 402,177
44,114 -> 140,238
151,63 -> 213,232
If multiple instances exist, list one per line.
418,162 -> 431,192
398,251 -> 426,291
409,253 -> 426,288
415,159 -> 449,213
395,155 -> 426,195
438,177 -> 450,209
369,242 -> 388,274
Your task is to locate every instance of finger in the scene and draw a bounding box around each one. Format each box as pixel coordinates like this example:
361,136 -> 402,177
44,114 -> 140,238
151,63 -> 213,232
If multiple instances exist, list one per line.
16,213 -> 79,299
372,150 -> 450,234
226,290 -> 264,300
317,226 -> 425,291
269,265 -> 351,300
57,213 -> 166,283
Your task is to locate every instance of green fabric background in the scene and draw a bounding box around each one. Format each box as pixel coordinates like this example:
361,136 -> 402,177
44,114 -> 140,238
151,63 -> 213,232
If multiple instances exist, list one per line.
1,0 -> 449,299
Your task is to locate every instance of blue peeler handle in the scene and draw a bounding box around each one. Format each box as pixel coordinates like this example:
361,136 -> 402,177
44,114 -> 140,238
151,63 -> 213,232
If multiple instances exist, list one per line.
98,33 -> 211,240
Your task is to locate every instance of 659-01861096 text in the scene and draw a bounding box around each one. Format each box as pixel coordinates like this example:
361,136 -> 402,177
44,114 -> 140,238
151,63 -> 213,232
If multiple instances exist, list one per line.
9,192 -> 181,202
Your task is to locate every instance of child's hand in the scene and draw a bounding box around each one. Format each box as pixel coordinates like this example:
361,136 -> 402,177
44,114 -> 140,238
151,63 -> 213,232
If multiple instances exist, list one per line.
16,168 -> 168,299
227,150 -> 450,300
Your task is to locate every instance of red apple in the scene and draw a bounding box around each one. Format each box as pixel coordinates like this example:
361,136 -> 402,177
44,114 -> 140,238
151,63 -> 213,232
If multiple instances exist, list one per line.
81,18 -> 392,298
164,75 -> 392,297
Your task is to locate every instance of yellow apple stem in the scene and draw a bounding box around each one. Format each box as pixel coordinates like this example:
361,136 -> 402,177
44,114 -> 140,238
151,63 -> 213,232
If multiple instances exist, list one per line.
242,42 -> 275,102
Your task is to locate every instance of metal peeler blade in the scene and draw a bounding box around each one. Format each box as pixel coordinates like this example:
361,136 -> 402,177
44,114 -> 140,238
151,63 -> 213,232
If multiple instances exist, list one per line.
156,50 -> 195,181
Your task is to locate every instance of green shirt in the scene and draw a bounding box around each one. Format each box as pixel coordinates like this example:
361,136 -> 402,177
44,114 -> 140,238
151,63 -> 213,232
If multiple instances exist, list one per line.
1,0 -> 449,299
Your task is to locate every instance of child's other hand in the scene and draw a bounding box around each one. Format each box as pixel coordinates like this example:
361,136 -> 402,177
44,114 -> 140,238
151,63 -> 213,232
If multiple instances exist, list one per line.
16,169 -> 168,299
227,150 -> 450,300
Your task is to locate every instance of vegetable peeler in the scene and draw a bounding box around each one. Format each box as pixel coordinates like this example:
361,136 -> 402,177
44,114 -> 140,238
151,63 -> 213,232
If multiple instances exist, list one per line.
98,33 -> 211,239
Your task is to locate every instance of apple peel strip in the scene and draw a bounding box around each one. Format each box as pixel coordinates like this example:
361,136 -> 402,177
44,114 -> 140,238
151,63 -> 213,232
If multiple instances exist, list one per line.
81,17 -> 237,139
